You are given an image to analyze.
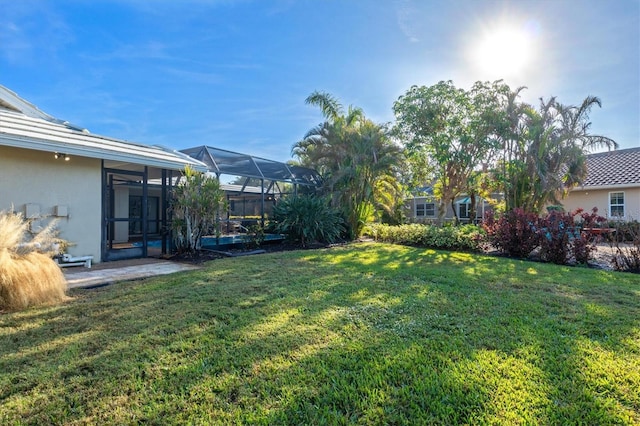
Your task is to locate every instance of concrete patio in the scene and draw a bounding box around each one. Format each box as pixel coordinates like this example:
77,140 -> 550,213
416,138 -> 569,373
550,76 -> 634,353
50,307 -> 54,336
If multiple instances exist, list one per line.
63,258 -> 201,289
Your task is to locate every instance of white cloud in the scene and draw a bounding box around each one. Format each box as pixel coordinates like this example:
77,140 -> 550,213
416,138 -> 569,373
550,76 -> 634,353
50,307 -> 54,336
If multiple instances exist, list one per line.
395,0 -> 420,43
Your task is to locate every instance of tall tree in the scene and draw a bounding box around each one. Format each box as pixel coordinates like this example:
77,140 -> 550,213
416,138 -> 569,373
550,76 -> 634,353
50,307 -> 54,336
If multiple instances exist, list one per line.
556,95 -> 618,152
394,79 -> 617,217
393,81 -> 501,223
293,91 -> 403,237
500,95 -> 618,213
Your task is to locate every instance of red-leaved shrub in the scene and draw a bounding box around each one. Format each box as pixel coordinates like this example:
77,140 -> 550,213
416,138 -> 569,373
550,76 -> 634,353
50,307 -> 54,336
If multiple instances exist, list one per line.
484,207 -> 605,265
483,208 -> 540,258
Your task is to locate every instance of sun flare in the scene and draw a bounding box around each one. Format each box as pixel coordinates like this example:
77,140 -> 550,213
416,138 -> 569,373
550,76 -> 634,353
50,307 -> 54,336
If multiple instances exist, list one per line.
472,24 -> 536,79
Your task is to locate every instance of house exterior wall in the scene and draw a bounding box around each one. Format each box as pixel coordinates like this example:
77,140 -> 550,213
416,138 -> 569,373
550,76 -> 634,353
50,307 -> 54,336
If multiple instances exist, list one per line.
563,187 -> 640,220
0,145 -> 102,261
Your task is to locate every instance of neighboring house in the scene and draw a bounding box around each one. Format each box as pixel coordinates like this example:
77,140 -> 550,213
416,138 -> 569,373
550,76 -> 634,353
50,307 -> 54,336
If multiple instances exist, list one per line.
0,85 -> 208,263
406,147 -> 640,223
562,147 -> 640,220
407,186 -> 496,224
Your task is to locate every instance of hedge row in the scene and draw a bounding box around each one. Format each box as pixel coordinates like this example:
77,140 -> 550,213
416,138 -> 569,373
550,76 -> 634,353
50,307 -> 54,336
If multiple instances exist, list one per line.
365,223 -> 485,252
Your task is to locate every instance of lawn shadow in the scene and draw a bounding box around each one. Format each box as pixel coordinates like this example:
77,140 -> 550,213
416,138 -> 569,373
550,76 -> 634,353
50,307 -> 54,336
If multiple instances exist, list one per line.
1,242 -> 638,423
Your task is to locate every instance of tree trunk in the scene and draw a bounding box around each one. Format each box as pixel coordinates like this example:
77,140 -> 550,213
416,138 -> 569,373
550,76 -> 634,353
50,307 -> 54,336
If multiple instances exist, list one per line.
437,200 -> 447,226
450,199 -> 458,225
469,193 -> 477,224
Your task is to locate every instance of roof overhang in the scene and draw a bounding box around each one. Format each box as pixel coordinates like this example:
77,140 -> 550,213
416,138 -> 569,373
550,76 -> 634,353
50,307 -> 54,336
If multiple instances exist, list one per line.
0,110 -> 208,172
571,183 -> 640,192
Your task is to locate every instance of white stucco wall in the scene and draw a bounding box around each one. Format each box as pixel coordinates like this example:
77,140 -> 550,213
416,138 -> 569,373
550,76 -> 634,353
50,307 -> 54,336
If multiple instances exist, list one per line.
562,187 -> 640,220
0,145 -> 102,262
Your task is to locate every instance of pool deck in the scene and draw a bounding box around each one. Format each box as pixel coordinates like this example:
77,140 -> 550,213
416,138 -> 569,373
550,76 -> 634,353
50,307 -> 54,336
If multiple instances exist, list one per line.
63,258 -> 201,289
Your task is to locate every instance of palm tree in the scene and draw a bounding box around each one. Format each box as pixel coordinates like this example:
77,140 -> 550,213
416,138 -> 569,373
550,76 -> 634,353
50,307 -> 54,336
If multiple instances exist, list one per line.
293,91 -> 403,237
502,95 -> 618,213
556,95 -> 618,152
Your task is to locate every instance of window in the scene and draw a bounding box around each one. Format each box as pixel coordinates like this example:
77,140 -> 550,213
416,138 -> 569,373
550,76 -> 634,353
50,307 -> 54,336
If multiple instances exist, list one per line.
425,203 -> 435,216
416,202 -> 435,217
459,203 -> 471,219
609,192 -> 625,217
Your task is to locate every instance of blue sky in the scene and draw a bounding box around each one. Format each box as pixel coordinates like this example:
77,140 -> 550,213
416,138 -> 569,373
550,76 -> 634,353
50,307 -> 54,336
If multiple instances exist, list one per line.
1,0 -> 638,162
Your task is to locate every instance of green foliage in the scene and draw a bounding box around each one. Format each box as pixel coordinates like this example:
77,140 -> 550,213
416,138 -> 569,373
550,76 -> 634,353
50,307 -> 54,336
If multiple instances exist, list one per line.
243,224 -> 265,250
366,222 -> 485,252
2,244 -> 638,424
393,80 -> 505,223
395,80 -> 617,215
293,91 -> 404,238
170,166 -> 227,254
495,92 -> 617,212
270,195 -> 344,246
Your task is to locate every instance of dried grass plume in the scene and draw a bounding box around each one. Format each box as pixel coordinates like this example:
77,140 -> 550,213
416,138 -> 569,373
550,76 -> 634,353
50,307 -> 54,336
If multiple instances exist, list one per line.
0,210 -> 68,311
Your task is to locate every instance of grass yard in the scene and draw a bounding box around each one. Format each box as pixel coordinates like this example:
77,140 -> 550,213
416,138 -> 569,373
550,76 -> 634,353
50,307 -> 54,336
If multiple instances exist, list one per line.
1,242 -> 639,425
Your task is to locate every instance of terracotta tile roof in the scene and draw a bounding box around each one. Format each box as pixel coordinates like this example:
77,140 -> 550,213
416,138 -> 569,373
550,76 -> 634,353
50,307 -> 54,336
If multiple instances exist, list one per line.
582,147 -> 640,188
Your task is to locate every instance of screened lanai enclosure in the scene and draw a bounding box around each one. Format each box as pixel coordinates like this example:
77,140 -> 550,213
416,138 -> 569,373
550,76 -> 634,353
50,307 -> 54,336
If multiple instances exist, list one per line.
180,145 -> 322,244
103,146 -> 321,260
181,146 -> 321,228
103,162 -> 179,261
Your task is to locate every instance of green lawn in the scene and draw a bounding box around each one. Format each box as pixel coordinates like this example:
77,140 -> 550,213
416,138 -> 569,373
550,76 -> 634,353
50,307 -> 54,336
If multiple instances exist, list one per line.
1,242 -> 639,425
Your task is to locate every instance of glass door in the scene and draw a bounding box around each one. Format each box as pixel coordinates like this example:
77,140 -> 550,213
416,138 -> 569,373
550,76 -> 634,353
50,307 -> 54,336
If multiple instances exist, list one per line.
102,167 -> 148,261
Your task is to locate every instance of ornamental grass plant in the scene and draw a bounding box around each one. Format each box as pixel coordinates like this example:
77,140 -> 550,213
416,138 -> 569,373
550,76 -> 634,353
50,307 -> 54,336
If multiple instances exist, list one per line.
0,211 -> 67,311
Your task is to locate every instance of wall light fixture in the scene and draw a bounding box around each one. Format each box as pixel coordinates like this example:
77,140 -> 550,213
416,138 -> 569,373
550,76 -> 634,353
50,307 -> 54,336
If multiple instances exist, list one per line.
54,152 -> 71,161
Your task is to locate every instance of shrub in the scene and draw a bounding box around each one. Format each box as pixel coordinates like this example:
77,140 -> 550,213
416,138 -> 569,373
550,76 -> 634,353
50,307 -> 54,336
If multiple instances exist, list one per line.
171,166 -> 227,254
483,208 -> 540,258
243,224 -> 265,250
485,207 -> 604,265
0,211 -> 68,311
538,211 -> 578,264
270,195 -> 345,246
365,223 -> 485,252
573,207 -> 608,264
607,219 -> 640,243
608,220 -> 640,273
538,208 -> 606,265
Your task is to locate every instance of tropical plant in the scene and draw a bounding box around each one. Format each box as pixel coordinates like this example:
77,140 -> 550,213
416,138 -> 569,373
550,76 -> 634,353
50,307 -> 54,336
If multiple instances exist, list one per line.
0,210 -> 68,311
484,207 -> 604,265
396,80 -> 618,216
270,194 -> 344,246
170,165 -> 227,254
493,92 -> 618,212
374,174 -> 406,225
293,91 -> 404,238
243,224 -> 265,250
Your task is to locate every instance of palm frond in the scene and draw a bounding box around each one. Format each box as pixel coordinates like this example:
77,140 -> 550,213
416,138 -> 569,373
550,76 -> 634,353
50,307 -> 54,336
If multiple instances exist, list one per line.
305,91 -> 343,122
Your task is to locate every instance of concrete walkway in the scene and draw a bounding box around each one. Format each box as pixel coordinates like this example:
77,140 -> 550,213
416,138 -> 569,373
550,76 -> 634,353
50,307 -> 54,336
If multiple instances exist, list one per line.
63,260 -> 201,289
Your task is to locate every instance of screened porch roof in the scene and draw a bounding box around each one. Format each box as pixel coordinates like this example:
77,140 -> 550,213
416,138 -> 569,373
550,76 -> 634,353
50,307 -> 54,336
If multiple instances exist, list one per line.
180,145 -> 322,186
